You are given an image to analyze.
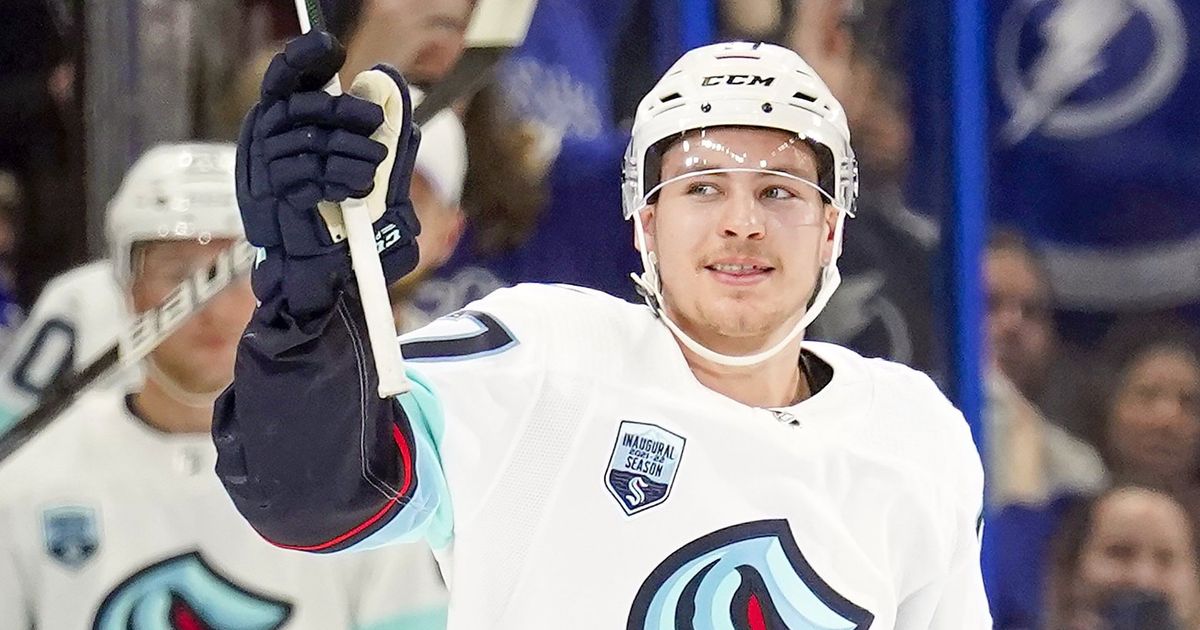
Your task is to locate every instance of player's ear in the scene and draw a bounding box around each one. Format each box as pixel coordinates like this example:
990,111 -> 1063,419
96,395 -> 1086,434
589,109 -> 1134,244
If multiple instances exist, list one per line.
819,203 -> 837,265
635,207 -> 657,253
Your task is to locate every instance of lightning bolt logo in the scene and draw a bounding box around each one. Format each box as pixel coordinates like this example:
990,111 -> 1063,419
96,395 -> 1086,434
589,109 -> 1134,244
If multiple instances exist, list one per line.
1005,0 -> 1134,143
997,0 -> 1188,143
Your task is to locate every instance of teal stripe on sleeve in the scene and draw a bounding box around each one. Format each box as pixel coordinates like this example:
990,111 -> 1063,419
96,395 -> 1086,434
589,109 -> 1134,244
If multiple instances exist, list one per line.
347,368 -> 454,551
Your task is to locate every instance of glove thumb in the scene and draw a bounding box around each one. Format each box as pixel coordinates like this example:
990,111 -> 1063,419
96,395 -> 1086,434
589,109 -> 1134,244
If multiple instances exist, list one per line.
317,66 -> 419,242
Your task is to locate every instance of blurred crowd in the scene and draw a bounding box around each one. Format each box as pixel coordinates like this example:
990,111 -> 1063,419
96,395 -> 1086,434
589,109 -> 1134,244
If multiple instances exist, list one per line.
1,0 -> 1198,628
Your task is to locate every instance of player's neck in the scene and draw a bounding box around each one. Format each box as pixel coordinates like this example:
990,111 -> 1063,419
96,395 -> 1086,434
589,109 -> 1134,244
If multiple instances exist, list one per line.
132,378 -> 214,434
680,340 -> 810,408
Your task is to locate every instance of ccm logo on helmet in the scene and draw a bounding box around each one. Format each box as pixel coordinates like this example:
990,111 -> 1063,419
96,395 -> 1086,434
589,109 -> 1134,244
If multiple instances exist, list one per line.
701,74 -> 776,87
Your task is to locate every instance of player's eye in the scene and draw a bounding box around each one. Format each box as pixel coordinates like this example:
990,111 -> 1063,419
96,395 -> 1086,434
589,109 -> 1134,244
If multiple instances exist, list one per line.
760,186 -> 796,200
685,181 -> 721,197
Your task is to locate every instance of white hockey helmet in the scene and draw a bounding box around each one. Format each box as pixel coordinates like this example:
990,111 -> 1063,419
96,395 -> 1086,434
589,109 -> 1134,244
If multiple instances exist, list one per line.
623,42 -> 859,367
105,142 -> 244,289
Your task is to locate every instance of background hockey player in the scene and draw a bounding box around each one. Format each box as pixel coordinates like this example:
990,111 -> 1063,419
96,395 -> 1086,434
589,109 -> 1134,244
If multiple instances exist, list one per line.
0,142 -> 447,629
214,31 -> 991,628
0,92 -> 467,430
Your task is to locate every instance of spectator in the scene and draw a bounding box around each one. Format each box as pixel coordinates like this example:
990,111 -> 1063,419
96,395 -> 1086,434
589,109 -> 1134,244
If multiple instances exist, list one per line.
985,228 -> 1107,630
323,0 -> 550,319
987,230 -> 1056,404
389,88 -> 468,331
429,0 -> 644,304
1092,317 -> 1200,511
334,0 -> 471,87
1045,485 -> 1200,630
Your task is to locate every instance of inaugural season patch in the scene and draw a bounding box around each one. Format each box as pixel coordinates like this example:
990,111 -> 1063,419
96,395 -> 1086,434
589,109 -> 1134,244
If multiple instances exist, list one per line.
43,506 -> 99,569
606,421 -> 685,515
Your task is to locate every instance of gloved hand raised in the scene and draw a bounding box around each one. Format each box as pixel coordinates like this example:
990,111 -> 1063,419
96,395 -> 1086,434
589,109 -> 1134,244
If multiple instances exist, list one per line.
236,30 -> 421,319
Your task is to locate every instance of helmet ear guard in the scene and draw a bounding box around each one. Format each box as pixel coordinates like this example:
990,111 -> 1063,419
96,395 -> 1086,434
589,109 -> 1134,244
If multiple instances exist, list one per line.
623,42 -> 858,367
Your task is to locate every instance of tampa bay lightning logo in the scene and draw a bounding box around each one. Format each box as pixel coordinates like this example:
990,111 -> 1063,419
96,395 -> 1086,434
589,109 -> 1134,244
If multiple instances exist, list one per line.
43,506 -> 99,569
628,520 -> 874,630
606,421 -> 686,515
93,551 -> 292,630
996,0 -> 1187,144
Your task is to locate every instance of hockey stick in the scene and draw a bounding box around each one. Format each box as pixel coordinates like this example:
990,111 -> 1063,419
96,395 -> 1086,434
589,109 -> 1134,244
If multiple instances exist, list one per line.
297,0 -> 537,398
0,241 -> 257,463
0,0 -> 538,464
296,0 -> 409,397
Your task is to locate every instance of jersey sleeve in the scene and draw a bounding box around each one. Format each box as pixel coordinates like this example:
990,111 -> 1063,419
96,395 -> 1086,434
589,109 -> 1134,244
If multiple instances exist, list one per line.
334,284 -> 552,552
215,282 -> 550,554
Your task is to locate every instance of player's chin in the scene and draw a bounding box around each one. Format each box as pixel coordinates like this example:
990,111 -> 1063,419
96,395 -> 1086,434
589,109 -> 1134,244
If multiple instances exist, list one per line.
185,370 -> 236,396
702,302 -> 781,337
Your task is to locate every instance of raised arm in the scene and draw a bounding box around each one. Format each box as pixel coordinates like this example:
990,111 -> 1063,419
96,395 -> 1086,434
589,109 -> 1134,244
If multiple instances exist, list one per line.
211,31 -> 437,552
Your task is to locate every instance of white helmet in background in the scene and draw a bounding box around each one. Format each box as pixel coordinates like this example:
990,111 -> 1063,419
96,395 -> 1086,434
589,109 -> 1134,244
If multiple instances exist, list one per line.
622,42 -> 858,367
106,142 -> 244,289
412,87 -> 468,208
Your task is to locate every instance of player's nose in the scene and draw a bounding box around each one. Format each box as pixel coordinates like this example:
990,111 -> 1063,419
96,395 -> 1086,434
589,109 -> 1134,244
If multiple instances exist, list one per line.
718,191 -> 766,240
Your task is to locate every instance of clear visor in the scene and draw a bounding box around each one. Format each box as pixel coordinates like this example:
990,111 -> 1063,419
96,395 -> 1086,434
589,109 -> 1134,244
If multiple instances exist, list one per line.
644,167 -> 831,229
635,129 -> 838,228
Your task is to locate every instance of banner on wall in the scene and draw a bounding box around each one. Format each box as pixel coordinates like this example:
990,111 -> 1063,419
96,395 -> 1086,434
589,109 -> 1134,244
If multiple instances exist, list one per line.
988,0 -> 1199,314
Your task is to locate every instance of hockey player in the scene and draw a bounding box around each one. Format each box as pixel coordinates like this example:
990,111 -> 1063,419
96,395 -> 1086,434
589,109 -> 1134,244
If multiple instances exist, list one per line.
215,32 -> 991,628
0,143 -> 447,629
0,92 -> 466,428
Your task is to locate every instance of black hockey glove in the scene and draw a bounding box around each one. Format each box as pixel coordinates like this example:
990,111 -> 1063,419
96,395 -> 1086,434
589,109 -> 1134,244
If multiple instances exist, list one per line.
236,30 -> 422,321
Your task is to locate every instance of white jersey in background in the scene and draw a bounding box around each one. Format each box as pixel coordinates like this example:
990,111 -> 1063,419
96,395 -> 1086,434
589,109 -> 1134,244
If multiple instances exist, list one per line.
0,389 -> 448,629
373,284 -> 990,629
0,261 -> 135,429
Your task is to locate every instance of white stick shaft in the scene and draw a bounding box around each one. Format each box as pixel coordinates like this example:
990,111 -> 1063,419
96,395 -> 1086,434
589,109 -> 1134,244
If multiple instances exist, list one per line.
326,77 -> 410,397
341,199 -> 410,396
292,0 -> 410,396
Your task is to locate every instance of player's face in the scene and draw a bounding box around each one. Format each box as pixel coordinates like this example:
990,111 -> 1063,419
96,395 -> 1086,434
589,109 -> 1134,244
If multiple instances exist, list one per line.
360,0 -> 472,85
1073,488 -> 1200,627
130,239 -> 254,394
640,127 -> 837,355
985,247 -> 1054,393
1107,347 -> 1200,484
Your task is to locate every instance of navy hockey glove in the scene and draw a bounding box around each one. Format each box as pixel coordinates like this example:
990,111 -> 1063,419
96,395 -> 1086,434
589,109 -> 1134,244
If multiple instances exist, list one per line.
236,31 -> 422,320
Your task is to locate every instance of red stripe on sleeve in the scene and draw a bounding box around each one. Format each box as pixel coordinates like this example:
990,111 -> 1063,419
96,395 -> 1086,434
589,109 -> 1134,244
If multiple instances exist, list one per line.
271,422 -> 416,552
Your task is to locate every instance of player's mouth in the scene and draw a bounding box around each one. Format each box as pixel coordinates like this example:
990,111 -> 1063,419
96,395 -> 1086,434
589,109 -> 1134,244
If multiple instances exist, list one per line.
703,259 -> 775,286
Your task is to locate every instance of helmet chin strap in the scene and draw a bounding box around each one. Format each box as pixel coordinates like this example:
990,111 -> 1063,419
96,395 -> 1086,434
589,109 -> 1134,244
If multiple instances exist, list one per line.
144,357 -> 228,409
630,210 -> 841,368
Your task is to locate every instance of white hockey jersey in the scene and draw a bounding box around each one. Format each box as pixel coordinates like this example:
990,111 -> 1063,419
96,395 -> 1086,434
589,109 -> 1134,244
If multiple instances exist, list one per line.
372,283 -> 991,629
0,261 -> 136,430
0,389 -> 448,629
